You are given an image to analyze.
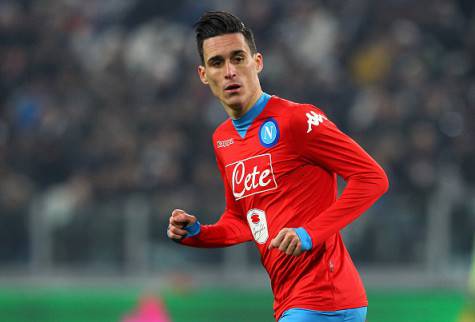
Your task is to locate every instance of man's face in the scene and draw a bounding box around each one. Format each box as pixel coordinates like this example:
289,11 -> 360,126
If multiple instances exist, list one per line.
198,33 -> 263,118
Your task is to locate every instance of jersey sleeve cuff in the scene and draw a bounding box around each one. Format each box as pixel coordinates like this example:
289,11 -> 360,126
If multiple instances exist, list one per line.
184,221 -> 201,238
294,227 -> 312,251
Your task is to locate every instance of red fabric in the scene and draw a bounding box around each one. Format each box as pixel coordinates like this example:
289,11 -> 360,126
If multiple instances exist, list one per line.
180,96 -> 389,320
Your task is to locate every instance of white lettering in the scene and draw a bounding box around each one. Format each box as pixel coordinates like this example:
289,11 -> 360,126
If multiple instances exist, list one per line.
217,138 -> 234,148
259,169 -> 271,186
264,126 -> 273,140
251,166 -> 260,189
232,161 -> 245,198
244,170 -> 253,191
227,154 -> 278,200
234,164 -> 271,198
231,162 -> 273,198
306,111 -> 327,133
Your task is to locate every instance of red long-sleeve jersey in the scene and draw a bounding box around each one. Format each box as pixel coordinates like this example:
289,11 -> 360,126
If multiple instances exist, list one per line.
180,96 -> 389,320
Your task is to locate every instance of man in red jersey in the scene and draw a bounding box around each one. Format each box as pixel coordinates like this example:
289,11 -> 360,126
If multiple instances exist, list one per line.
167,11 -> 388,322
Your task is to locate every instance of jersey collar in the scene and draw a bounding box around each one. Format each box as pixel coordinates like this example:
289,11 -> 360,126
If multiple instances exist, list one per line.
231,92 -> 271,139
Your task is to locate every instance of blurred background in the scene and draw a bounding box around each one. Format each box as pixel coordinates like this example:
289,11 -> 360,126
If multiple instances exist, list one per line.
0,0 -> 474,321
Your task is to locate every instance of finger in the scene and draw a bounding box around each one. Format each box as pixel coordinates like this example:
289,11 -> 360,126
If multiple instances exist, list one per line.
170,213 -> 190,227
293,242 -> 303,256
168,225 -> 188,236
167,226 -> 184,240
279,233 -> 294,252
168,231 -> 184,240
285,238 -> 299,255
269,229 -> 288,249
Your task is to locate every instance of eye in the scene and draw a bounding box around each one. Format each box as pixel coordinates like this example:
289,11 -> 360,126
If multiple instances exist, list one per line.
233,55 -> 245,64
209,59 -> 223,67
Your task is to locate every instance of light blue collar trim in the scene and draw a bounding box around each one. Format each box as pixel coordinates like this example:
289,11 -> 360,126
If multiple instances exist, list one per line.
232,92 -> 271,138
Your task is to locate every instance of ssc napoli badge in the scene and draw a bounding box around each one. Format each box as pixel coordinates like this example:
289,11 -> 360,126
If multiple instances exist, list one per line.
246,209 -> 269,244
259,118 -> 279,148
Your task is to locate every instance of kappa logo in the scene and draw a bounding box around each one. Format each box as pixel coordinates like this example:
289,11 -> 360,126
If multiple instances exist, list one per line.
217,138 -> 234,148
306,110 -> 328,133
246,208 -> 268,244
225,153 -> 278,200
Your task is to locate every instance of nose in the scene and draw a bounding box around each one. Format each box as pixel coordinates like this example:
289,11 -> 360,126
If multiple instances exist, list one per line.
224,61 -> 236,79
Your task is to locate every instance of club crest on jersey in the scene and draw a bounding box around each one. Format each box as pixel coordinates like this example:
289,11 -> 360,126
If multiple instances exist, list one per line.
225,153 -> 278,200
259,118 -> 279,148
306,111 -> 327,133
246,209 -> 268,244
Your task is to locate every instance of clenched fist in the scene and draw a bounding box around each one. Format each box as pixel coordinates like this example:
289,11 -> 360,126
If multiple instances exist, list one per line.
167,209 -> 197,240
268,228 -> 303,256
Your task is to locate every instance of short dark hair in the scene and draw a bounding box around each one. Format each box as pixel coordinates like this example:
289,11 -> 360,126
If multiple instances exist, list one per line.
194,11 -> 257,64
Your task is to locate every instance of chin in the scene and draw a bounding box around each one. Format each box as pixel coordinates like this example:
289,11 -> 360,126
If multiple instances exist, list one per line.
224,97 -> 245,110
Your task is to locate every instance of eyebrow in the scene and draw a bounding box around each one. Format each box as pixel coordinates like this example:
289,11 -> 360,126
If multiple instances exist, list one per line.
206,50 -> 247,65
207,55 -> 223,65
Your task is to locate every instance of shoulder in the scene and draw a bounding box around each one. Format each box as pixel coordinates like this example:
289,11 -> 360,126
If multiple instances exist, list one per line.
269,96 -> 330,132
212,118 -> 233,141
274,98 -> 336,144
270,95 -> 327,118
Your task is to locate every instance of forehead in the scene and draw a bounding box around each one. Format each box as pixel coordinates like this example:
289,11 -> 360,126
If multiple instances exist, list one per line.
202,33 -> 251,60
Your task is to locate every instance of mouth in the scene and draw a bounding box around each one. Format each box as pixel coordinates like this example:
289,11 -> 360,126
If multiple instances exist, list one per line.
224,83 -> 241,93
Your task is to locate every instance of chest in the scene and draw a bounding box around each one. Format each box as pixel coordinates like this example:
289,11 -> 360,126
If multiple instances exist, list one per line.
217,117 -> 302,201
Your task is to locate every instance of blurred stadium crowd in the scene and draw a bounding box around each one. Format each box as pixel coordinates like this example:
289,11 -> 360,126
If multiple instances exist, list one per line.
0,0 -> 474,273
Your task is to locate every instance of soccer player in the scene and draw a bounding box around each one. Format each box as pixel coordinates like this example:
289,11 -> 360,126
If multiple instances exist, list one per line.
167,11 -> 389,322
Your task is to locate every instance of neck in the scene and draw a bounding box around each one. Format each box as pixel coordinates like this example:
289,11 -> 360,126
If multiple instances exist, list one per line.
224,89 -> 263,119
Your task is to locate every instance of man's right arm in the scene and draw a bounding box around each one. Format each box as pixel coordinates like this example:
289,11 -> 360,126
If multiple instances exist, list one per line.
168,208 -> 252,248
167,155 -> 253,248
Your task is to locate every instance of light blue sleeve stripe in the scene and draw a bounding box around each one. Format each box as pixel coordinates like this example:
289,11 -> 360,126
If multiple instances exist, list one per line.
184,221 -> 201,237
294,227 -> 312,251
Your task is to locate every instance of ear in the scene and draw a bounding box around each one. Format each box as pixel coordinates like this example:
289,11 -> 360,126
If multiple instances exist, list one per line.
197,65 -> 208,84
255,53 -> 264,74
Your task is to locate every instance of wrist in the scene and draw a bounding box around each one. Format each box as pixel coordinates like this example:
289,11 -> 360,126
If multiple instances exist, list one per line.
294,227 -> 312,251
184,220 -> 201,237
